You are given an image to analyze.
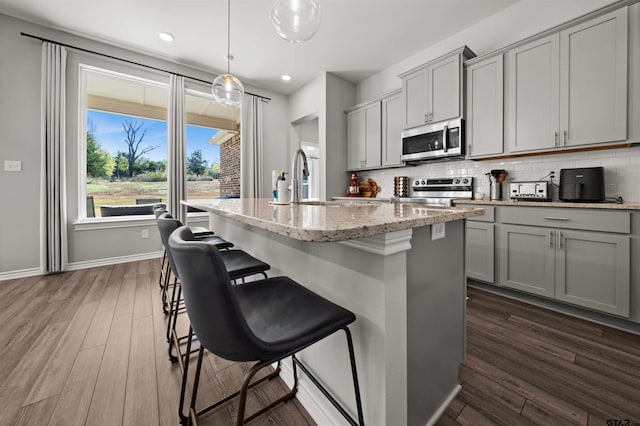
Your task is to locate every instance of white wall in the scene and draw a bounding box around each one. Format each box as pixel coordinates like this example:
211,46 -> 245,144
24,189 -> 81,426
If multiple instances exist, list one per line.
289,72 -> 357,199
0,13 -> 290,275
357,0 -> 616,103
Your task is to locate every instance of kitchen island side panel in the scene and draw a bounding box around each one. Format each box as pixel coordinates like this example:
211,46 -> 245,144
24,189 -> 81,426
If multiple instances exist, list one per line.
406,221 -> 466,426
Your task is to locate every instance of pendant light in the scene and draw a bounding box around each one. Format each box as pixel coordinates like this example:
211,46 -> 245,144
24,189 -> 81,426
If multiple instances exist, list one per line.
270,0 -> 321,43
212,0 -> 244,107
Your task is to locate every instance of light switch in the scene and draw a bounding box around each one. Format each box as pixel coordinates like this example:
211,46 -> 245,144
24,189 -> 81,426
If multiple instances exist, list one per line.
4,160 -> 22,172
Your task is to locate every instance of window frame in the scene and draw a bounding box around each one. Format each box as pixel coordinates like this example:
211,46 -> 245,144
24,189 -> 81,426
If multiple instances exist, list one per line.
77,64 -> 169,223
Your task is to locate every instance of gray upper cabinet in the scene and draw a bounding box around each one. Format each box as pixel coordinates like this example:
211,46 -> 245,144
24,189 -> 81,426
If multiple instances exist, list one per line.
347,90 -> 400,171
347,102 -> 381,170
400,47 -> 474,129
560,8 -> 628,147
465,54 -> 504,158
506,8 -> 628,153
506,34 -> 560,153
381,91 -> 403,167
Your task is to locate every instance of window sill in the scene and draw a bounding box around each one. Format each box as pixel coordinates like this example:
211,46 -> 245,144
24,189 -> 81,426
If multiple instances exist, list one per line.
74,216 -> 157,231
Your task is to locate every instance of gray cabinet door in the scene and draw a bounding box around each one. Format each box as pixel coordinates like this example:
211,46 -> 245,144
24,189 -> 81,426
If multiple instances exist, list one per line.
466,55 -> 504,158
506,34 -> 560,153
347,109 -> 364,170
559,8 -> 628,147
363,102 -> 382,168
466,221 -> 495,283
382,92 -> 403,167
555,229 -> 630,317
499,224 -> 555,297
402,67 -> 428,129
428,54 -> 461,123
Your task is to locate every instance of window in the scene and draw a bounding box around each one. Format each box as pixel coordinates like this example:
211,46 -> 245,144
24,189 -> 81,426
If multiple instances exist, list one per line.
184,88 -> 240,204
80,65 -> 169,219
78,66 -> 241,221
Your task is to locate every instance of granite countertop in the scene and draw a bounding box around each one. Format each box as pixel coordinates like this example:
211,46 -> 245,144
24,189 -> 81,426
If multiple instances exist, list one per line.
454,199 -> 640,210
183,198 -> 484,242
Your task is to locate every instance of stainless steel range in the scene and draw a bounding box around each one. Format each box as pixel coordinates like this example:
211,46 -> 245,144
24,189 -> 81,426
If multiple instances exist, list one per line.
391,177 -> 473,207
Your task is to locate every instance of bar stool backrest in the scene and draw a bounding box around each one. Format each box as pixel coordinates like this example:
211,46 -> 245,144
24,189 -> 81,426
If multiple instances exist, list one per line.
169,226 -> 265,362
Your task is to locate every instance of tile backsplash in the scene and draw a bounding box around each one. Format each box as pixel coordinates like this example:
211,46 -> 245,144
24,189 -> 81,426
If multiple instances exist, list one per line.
362,145 -> 640,202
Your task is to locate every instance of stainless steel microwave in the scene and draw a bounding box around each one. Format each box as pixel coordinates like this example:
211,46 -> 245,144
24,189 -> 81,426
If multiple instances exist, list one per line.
401,118 -> 464,162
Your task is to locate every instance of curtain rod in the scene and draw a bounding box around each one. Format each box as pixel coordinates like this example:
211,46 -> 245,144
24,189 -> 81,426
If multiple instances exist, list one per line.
20,32 -> 271,102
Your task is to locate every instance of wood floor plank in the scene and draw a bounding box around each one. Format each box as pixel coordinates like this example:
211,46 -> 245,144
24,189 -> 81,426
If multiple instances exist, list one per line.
0,321 -> 68,425
133,259 -> 153,320
123,315 -> 159,426
24,301 -> 99,405
459,363 -> 527,414
85,314 -> 133,426
508,314 -> 640,380
47,345 -> 104,426
456,405 -> 498,426
444,396 -> 466,419
467,287 -> 605,338
463,354 -> 588,425
113,262 -> 138,318
467,327 -> 640,421
81,283 -> 121,350
467,310 -> 577,363
10,395 -> 59,426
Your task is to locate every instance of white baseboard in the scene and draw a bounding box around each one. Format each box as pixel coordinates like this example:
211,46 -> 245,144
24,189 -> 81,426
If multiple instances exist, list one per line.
279,360 -> 350,426
0,267 -> 42,282
66,251 -> 163,271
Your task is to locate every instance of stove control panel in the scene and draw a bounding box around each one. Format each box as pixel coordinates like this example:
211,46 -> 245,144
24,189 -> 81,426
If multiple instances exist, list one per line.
411,177 -> 473,199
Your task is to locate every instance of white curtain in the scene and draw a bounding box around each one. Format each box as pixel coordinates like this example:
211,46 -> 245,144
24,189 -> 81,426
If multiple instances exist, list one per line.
40,42 -> 67,273
241,94 -> 264,197
167,75 -> 186,223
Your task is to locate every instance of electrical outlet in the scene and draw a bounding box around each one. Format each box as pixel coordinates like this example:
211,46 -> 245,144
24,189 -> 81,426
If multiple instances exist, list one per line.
431,222 -> 445,240
141,229 -> 149,239
4,160 -> 22,172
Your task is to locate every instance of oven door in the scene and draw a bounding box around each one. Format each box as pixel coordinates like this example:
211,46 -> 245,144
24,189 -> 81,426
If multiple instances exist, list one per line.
401,118 -> 463,162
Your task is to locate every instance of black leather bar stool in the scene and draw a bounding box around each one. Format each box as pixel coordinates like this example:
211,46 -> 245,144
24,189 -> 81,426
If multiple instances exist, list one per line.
158,216 -> 271,363
156,211 -> 233,313
169,226 -> 365,426
153,206 -> 214,290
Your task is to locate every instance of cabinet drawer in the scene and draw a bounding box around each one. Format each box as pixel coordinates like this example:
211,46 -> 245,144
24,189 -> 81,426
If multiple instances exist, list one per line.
466,205 -> 495,222
500,207 -> 630,233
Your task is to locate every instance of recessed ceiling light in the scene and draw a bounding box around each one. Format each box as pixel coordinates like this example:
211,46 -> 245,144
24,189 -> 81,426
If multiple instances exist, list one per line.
281,74 -> 292,82
158,32 -> 174,42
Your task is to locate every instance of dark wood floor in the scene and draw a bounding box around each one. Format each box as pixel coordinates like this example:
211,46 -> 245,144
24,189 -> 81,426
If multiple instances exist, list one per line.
1,260 -> 639,425
437,286 -> 640,426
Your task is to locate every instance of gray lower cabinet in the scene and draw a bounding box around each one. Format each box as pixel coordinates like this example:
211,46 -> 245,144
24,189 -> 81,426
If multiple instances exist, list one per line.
466,221 -> 495,283
499,224 -> 630,317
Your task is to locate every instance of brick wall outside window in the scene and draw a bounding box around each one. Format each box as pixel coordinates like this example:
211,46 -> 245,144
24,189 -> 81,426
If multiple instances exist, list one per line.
220,133 -> 241,197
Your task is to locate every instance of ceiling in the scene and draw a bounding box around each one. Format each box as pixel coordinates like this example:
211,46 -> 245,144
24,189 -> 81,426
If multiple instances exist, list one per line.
0,0 -> 520,95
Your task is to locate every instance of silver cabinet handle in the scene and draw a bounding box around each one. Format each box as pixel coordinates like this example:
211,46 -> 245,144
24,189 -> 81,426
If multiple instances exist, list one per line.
424,113 -> 428,123
544,216 -> 570,221
554,131 -> 559,146
442,124 -> 449,153
548,229 -> 552,248
562,130 -> 568,145
557,231 -> 563,249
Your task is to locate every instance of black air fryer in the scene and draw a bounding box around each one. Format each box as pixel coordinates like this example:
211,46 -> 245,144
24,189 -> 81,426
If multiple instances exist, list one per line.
559,167 -> 605,202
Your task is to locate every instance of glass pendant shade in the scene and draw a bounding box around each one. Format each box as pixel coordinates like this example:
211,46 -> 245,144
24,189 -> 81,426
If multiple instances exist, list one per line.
270,0 -> 321,43
212,73 -> 244,107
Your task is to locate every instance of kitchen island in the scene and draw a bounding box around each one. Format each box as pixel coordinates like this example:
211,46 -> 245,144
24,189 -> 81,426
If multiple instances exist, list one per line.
183,198 -> 484,426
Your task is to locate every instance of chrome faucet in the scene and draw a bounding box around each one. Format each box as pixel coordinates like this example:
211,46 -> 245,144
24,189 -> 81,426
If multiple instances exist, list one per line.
290,148 -> 309,203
